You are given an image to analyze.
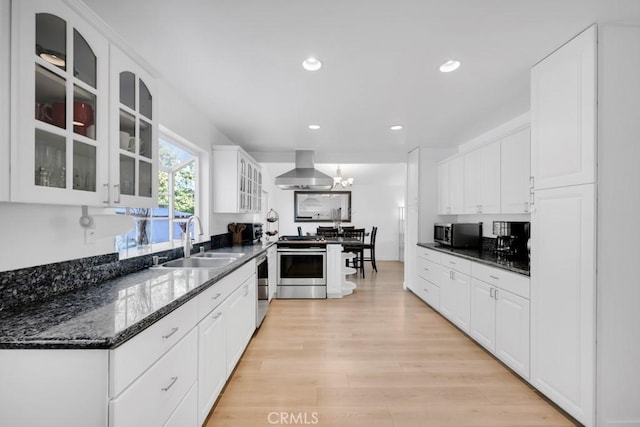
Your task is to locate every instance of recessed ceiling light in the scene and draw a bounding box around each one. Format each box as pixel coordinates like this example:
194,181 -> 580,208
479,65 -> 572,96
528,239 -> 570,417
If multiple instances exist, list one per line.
440,59 -> 461,73
302,57 -> 322,71
308,124 -> 321,130
390,125 -> 403,131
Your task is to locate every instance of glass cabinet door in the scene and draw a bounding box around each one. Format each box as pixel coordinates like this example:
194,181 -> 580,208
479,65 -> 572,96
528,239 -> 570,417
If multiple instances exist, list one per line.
12,1 -> 108,205
110,46 -> 157,207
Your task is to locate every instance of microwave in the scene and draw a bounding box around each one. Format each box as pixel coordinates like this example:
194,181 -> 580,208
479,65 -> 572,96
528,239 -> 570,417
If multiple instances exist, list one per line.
434,223 -> 482,248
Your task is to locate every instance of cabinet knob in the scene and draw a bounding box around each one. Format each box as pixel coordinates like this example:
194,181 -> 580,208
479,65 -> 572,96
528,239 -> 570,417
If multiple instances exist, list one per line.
489,275 -> 500,280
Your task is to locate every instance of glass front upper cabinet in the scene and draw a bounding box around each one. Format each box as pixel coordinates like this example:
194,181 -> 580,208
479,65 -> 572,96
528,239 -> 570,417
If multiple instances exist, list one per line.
111,45 -> 157,207
12,0 -> 109,205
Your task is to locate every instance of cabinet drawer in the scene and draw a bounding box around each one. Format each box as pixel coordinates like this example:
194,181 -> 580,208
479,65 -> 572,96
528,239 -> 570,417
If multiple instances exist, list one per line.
471,262 -> 530,299
417,257 -> 440,285
197,261 -> 255,321
164,381 -> 198,427
417,246 -> 441,264
109,297 -> 198,398
414,276 -> 440,311
440,253 -> 471,275
109,328 -> 198,427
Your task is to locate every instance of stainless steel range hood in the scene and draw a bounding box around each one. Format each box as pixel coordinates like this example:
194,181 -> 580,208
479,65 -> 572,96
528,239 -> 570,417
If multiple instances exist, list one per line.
275,150 -> 334,190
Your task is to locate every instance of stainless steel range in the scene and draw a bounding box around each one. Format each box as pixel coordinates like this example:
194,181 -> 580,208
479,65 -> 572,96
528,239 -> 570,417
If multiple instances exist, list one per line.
276,236 -> 327,299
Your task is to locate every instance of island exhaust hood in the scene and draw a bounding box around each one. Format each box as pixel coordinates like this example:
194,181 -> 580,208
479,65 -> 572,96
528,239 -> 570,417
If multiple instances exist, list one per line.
275,150 -> 334,190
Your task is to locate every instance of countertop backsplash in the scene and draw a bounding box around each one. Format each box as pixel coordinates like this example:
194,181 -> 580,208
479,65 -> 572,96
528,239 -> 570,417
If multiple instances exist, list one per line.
0,242 -> 210,312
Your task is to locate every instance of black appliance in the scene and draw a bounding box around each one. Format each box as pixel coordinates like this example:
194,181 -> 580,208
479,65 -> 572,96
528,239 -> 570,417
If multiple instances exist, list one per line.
236,223 -> 263,245
256,253 -> 269,327
434,223 -> 482,248
493,221 -> 530,257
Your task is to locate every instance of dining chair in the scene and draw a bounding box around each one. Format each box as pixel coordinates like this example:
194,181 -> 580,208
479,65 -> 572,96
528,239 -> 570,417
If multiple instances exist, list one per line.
362,226 -> 378,273
316,226 -> 338,237
342,228 -> 366,277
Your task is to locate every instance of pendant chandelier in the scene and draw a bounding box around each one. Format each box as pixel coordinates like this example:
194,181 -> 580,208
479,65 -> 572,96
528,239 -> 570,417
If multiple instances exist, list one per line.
332,165 -> 353,189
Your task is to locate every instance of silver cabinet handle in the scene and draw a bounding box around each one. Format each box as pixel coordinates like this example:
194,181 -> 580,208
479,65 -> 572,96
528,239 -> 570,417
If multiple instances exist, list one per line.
494,289 -> 499,300
424,267 -> 429,271
212,312 -> 222,320
524,202 -> 529,213
490,287 -> 495,298
449,260 -> 456,265
102,183 -> 110,204
450,271 -> 455,280
530,191 -> 536,206
113,184 -> 121,204
530,176 -> 534,189
211,293 -> 222,300
489,275 -> 500,280
161,376 -> 178,392
162,327 -> 179,339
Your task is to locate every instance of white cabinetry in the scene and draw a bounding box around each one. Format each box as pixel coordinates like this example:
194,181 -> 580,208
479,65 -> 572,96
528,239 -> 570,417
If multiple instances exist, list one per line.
211,145 -> 263,213
530,184 -> 595,424
437,155 -> 464,215
412,247 -> 441,310
412,245 -> 531,380
501,128 -> 531,213
108,46 -> 158,207
439,254 -> 471,333
10,0 -> 157,207
464,141 -> 500,214
109,329 -> 198,427
530,25 -> 596,427
11,0 -> 109,205
226,274 -> 256,373
531,27 -> 596,190
470,263 -> 530,379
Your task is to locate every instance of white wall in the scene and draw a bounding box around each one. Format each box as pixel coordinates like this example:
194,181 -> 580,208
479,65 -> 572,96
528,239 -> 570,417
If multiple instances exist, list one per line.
0,0 -> 9,202
261,163 -> 405,261
596,24 -> 640,426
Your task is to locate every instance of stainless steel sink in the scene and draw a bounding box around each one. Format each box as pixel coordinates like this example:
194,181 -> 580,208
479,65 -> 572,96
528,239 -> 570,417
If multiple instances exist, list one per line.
194,252 -> 245,259
158,257 -> 237,269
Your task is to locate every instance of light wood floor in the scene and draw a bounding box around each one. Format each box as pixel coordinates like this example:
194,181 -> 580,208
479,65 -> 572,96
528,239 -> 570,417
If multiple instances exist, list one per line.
205,261 -> 578,427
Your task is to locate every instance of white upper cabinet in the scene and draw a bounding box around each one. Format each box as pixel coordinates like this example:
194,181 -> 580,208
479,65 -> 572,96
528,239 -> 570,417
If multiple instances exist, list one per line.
109,46 -> 158,208
436,161 -> 450,215
501,128 -> 531,213
463,141 -> 500,214
10,0 -> 157,207
211,146 -> 262,213
11,0 -> 109,205
437,155 -> 464,215
531,25 -> 596,190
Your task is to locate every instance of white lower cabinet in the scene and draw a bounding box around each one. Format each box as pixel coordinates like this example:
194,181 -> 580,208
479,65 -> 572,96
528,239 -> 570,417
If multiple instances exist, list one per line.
109,328 -> 198,427
164,380 -> 198,427
495,288 -> 530,378
226,275 -> 257,374
413,245 -> 531,381
197,298 -> 228,425
470,278 -> 530,379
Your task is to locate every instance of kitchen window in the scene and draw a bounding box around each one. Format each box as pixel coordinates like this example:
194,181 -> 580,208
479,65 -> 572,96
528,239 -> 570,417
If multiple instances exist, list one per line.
116,127 -> 203,257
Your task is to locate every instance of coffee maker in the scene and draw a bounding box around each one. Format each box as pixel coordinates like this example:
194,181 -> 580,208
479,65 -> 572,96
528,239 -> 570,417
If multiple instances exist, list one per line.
492,221 -> 530,257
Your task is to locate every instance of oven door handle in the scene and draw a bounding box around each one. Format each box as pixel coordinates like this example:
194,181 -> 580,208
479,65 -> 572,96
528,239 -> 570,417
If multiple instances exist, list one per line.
277,248 -> 327,253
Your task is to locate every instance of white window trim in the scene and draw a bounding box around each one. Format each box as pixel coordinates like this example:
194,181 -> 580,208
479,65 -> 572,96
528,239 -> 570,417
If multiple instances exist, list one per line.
117,125 -> 208,259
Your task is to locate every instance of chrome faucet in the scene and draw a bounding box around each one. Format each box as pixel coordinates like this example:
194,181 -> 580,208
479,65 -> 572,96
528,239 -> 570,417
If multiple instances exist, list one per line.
183,215 -> 204,258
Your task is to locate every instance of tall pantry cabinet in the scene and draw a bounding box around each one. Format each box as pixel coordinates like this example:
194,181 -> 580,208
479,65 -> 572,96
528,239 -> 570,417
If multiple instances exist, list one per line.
530,25 -> 596,426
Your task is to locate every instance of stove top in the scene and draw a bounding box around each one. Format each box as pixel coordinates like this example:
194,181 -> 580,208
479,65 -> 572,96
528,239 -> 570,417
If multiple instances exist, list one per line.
278,235 -> 325,241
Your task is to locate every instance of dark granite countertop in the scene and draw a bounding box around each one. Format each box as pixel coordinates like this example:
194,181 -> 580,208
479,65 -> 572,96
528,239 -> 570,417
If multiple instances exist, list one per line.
0,244 -> 273,350
417,242 -> 530,276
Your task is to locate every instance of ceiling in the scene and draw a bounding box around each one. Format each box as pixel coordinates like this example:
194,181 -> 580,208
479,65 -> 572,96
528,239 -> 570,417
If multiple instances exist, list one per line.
82,0 -> 640,160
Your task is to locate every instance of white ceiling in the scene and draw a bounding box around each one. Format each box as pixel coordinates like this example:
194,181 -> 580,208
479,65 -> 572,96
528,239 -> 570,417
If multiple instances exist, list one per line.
82,0 -> 640,160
